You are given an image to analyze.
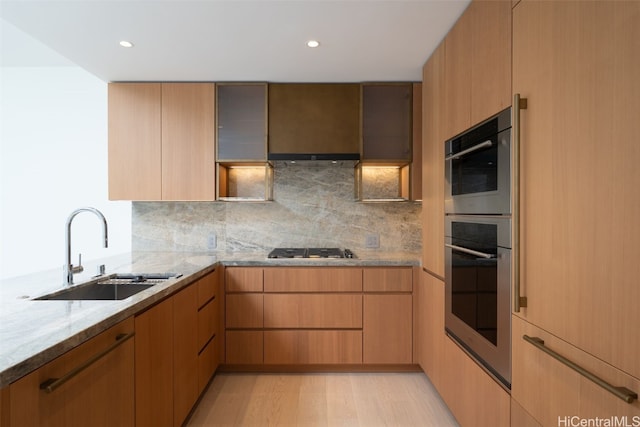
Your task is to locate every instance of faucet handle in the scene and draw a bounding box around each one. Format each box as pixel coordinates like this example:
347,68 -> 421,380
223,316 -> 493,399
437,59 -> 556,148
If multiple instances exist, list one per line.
71,253 -> 84,274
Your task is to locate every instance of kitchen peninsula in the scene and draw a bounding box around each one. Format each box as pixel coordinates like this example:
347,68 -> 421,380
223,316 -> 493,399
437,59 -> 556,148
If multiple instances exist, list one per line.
0,250 -> 419,426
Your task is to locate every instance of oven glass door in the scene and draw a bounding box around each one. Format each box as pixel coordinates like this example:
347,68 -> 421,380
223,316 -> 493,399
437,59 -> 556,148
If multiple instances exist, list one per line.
449,221 -> 499,344
445,107 -> 511,215
445,215 -> 512,387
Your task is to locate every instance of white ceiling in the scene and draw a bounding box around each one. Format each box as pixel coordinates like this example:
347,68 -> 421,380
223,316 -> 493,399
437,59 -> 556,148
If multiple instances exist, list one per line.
0,0 -> 469,83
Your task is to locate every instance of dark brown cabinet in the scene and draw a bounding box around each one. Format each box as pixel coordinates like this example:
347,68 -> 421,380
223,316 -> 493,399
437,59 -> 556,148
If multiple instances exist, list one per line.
362,83 -> 412,162
216,83 -> 267,162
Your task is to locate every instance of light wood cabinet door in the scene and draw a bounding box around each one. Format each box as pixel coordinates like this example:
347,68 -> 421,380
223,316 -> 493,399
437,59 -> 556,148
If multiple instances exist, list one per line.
108,83 -> 162,200
414,271 -> 447,391
469,0 -> 511,125
443,4 -> 472,140
263,294 -> 362,329
161,83 -> 216,201
7,319 -> 135,427
513,0 -> 640,379
226,267 -> 263,292
442,0 -> 511,140
226,294 -> 264,328
264,267 -> 362,292
363,267 -> 412,292
226,331 -> 264,365
135,298 -> 174,427
173,284 -> 199,427
363,294 -> 412,364
421,42 -> 446,278
264,330 -> 362,364
512,316 -> 640,425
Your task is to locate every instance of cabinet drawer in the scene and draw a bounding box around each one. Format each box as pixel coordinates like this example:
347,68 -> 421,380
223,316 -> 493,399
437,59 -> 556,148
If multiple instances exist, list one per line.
512,316 -> 640,425
264,330 -> 362,364
226,294 -> 263,328
9,318 -> 135,427
264,267 -> 362,292
363,267 -> 413,292
197,270 -> 217,308
226,267 -> 263,292
197,296 -> 218,351
226,331 -> 263,364
264,294 -> 362,328
197,335 -> 218,393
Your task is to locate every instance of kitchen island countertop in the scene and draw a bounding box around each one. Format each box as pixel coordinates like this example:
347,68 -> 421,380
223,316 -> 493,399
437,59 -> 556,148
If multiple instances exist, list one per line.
0,250 -> 419,387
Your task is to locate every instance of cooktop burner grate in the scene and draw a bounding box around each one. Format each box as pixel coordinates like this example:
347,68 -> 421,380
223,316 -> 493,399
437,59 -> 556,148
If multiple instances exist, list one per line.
267,248 -> 355,259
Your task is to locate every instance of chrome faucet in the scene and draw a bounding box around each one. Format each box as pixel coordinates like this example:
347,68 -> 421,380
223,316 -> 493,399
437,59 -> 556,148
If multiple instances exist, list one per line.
64,207 -> 108,286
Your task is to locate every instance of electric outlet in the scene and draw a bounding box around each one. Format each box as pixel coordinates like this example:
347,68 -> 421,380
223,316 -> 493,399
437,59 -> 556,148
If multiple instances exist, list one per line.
365,233 -> 380,248
207,232 -> 217,250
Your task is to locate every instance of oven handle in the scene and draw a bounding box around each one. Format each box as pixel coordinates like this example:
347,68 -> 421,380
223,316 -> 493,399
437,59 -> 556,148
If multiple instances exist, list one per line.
513,93 -> 528,312
445,140 -> 493,161
445,243 -> 495,259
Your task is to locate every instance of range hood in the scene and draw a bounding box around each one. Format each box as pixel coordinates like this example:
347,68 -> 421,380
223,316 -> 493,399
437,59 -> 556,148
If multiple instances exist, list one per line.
268,83 -> 361,162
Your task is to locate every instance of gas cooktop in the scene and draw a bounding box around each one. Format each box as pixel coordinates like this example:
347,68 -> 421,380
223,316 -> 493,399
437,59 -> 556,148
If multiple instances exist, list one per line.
267,248 -> 355,259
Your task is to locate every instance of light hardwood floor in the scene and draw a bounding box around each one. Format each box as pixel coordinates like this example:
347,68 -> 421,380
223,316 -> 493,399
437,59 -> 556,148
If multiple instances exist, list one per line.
186,372 -> 459,427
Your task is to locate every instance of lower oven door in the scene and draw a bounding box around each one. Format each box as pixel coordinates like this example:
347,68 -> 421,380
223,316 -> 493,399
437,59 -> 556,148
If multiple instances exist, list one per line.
445,215 -> 512,388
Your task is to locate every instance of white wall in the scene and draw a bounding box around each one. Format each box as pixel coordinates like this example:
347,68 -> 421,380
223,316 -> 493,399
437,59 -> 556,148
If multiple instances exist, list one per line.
0,26 -> 131,280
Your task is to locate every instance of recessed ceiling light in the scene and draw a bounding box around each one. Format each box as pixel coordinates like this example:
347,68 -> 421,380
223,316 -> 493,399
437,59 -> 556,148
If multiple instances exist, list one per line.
306,40 -> 320,48
119,41 -> 134,48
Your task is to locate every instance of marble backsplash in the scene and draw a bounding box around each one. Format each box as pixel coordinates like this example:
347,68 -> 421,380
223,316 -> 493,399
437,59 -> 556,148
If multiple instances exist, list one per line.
132,161 -> 421,255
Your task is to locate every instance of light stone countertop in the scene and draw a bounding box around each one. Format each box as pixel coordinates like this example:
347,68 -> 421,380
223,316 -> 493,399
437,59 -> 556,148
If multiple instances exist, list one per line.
0,250 -> 420,387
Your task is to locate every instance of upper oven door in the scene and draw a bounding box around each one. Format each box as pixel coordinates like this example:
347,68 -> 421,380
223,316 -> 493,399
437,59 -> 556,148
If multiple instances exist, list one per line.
445,108 -> 511,215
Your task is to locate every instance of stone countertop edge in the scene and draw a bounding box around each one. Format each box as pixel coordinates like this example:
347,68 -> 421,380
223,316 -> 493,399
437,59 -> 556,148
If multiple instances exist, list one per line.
0,251 -> 420,388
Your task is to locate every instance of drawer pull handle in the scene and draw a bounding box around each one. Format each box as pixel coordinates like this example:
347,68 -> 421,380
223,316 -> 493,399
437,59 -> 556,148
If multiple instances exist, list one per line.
523,335 -> 637,403
40,332 -> 135,393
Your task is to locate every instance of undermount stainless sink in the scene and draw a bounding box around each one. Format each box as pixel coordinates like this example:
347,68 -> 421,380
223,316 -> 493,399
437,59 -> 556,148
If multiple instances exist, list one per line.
34,273 -> 181,301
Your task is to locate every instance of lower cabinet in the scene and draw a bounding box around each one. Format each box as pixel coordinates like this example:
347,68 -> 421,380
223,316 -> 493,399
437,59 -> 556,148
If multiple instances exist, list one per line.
417,269 -> 510,427
264,330 -> 362,364
511,315 -> 640,426
136,270 -> 220,427
363,267 -> 413,364
224,266 -> 414,367
6,318 -> 135,427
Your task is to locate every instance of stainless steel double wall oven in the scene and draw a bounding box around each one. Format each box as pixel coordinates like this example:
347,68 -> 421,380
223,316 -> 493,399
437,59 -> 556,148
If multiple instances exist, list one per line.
444,107 -> 512,388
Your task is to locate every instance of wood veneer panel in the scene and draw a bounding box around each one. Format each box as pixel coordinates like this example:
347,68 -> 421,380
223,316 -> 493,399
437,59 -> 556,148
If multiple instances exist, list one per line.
225,267 -> 263,292
226,294 -> 263,328
263,267 -> 362,292
363,294 -> 412,364
264,294 -> 362,329
363,267 -> 412,292
226,331 -> 263,364
161,83 -> 215,201
108,83 -> 162,200
264,330 -> 362,364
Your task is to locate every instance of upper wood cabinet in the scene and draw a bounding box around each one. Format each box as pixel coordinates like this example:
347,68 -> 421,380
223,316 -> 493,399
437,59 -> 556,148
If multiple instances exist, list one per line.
108,82 -> 215,201
216,83 -> 267,162
513,0 -> 640,381
268,83 -> 360,158
443,0 -> 511,140
361,83 -> 412,162
161,83 -> 216,201
108,83 -> 162,200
